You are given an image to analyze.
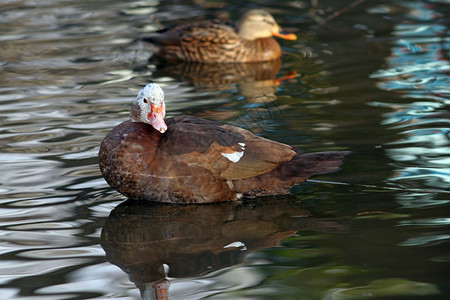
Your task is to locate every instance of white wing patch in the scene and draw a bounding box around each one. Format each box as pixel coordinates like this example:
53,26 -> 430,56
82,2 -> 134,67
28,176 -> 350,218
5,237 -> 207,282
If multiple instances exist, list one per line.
221,151 -> 244,162
221,143 -> 246,163
224,241 -> 246,249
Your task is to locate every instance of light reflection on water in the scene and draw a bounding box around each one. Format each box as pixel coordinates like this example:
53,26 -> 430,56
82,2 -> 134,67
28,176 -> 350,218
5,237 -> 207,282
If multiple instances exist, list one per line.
0,0 -> 449,299
368,1 -> 449,194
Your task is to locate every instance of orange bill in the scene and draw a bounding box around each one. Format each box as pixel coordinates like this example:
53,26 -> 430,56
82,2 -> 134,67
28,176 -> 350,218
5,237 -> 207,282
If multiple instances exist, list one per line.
148,103 -> 167,133
272,24 -> 297,40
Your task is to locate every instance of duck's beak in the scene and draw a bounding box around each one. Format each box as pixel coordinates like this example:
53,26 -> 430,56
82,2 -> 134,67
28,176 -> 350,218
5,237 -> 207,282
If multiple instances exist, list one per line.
272,24 -> 297,41
148,104 -> 168,133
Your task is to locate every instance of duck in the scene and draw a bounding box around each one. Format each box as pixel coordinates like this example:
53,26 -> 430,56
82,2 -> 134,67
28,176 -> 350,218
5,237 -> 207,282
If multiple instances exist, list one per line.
98,83 -> 350,204
142,9 -> 297,63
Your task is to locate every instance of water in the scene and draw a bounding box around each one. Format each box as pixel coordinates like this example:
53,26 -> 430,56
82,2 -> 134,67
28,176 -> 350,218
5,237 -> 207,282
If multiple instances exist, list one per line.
1,0 -> 449,299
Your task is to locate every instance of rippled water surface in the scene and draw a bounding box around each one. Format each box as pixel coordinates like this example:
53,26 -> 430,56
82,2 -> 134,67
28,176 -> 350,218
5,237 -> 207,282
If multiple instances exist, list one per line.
1,0 -> 449,299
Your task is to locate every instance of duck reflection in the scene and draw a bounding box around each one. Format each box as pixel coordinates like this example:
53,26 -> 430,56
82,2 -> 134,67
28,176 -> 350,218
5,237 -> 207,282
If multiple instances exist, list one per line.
153,59 -> 294,92
101,197 -> 341,299
152,59 -> 296,130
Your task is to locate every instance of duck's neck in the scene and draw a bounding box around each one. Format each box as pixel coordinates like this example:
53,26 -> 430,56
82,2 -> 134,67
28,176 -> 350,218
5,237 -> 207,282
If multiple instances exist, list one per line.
130,101 -> 143,123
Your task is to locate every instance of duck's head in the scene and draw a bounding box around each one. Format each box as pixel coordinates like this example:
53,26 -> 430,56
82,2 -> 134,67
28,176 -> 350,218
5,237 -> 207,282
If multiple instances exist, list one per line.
237,9 -> 297,41
131,83 -> 168,133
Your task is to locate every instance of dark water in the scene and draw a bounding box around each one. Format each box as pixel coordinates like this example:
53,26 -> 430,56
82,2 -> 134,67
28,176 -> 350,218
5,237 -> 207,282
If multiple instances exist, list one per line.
1,0 -> 449,299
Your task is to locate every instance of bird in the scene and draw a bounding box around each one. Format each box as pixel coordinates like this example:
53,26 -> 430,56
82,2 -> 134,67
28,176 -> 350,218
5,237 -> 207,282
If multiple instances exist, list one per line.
142,9 -> 297,63
98,83 -> 350,204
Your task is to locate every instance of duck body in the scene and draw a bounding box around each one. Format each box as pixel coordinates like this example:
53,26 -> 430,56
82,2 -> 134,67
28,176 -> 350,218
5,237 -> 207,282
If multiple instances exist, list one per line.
145,23 -> 281,63
99,115 -> 349,204
143,10 -> 296,63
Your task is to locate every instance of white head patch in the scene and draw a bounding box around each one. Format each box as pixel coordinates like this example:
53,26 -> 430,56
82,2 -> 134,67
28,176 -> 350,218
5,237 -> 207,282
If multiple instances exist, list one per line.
132,83 -> 166,123
137,83 -> 165,106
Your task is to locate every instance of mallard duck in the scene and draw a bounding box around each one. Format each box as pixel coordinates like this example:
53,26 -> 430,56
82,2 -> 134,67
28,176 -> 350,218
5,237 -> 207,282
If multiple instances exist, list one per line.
143,9 -> 297,63
98,84 -> 350,204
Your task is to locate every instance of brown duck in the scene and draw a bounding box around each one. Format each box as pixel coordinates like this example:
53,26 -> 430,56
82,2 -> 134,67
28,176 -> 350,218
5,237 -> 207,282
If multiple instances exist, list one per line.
143,9 -> 297,63
98,84 -> 350,204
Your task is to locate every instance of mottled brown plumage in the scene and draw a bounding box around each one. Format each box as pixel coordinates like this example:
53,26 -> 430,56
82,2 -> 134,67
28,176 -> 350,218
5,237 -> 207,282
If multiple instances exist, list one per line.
98,84 -> 350,204
143,9 -> 297,63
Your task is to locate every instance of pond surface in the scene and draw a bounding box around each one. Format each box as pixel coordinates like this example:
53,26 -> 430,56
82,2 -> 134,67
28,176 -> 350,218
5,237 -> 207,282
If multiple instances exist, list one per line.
1,0 -> 449,299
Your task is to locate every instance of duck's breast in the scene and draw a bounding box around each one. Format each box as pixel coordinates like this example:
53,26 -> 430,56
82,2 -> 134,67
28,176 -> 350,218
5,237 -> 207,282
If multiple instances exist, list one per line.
99,120 -> 160,198
241,37 -> 282,62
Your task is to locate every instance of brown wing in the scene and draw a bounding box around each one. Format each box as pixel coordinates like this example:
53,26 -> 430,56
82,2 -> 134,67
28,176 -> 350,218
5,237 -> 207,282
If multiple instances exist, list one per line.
160,115 -> 296,180
218,124 -> 296,179
149,20 -> 237,45
232,149 -> 350,198
145,21 -> 245,63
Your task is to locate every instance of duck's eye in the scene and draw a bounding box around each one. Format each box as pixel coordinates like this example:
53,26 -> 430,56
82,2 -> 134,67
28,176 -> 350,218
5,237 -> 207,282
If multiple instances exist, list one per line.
265,19 -> 274,26
143,98 -> 148,103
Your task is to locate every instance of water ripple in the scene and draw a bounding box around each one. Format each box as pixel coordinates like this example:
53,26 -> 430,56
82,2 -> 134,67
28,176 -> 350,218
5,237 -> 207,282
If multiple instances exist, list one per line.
399,235 -> 450,247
